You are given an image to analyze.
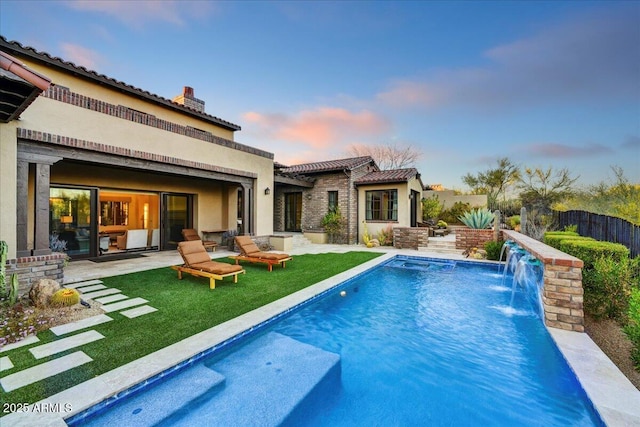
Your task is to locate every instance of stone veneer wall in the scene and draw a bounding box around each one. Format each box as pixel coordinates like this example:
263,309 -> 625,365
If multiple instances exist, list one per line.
503,230 -> 584,332
4,253 -> 67,297
455,228 -> 494,251
393,227 -> 430,250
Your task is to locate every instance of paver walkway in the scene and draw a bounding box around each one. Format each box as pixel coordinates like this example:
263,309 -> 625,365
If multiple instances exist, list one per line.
0,278 -> 157,393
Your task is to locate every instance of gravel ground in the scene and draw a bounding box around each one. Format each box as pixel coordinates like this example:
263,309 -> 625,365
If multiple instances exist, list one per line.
584,315 -> 640,391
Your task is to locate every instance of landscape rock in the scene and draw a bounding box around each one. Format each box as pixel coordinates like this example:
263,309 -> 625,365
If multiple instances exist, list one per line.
29,279 -> 62,308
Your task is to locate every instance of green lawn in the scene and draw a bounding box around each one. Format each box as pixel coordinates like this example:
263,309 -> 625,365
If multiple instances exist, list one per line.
0,251 -> 381,407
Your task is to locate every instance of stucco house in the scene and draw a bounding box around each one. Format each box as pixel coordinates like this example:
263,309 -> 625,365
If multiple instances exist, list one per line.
1,36 -> 428,291
1,37 -> 275,287
274,157 -> 424,244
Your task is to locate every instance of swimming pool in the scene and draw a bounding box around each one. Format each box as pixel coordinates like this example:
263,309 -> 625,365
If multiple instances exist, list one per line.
73,255 -> 603,426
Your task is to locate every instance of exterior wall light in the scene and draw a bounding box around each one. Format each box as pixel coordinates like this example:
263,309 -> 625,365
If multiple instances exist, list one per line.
264,187 -> 270,195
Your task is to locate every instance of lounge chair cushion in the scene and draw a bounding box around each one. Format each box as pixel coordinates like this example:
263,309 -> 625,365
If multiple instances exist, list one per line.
179,240 -> 212,265
235,235 -> 261,255
191,261 -> 243,275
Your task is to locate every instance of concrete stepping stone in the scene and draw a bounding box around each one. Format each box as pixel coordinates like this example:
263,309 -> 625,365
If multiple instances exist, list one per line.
0,356 -> 14,372
65,280 -> 103,289
0,351 -> 92,392
120,305 -> 157,319
50,314 -> 114,336
77,284 -> 107,294
30,330 -> 105,359
102,297 -> 148,313
81,288 -> 121,300
95,294 -> 129,304
0,335 -> 39,354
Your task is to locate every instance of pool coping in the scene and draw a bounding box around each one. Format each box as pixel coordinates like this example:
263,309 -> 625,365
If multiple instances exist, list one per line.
3,252 -> 640,426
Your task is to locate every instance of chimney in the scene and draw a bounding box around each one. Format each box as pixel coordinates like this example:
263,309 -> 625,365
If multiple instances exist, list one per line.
172,86 -> 205,113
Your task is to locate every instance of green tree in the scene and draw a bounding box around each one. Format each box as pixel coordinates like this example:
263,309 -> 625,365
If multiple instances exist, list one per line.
517,166 -> 578,214
461,157 -> 520,206
421,194 -> 442,222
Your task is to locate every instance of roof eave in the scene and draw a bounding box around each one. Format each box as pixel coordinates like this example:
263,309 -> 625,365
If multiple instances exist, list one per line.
0,37 -> 241,132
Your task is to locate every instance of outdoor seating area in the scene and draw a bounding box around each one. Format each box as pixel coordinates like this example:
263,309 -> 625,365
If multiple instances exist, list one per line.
182,228 -> 218,252
230,235 -> 292,271
172,240 -> 244,289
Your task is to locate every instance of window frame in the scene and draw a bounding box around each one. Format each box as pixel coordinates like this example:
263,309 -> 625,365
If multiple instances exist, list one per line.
365,189 -> 398,221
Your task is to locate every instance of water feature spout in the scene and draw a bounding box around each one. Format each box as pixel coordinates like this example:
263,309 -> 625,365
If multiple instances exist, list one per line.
509,254 -> 544,317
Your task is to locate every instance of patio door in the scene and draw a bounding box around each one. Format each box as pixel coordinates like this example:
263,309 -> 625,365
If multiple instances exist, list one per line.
49,186 -> 98,259
161,193 -> 192,250
285,192 -> 302,232
410,190 -> 419,227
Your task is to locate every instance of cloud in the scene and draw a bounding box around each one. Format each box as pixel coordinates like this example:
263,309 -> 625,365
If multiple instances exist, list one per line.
522,142 -> 612,159
243,107 -> 390,149
377,5 -> 640,111
59,43 -> 105,70
621,135 -> 640,150
63,0 -> 218,28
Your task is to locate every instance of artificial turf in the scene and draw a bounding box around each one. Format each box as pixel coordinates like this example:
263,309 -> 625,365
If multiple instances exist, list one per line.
0,251 -> 381,408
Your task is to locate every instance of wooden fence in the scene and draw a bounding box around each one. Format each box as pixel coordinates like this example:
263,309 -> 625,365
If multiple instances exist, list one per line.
554,210 -> 639,258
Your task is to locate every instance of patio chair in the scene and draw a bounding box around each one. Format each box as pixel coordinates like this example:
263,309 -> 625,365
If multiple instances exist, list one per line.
230,235 -> 292,272
182,228 -> 217,252
172,240 -> 245,289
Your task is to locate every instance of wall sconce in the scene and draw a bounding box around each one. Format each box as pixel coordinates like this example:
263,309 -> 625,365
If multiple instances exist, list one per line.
306,194 -> 312,200
264,187 -> 270,195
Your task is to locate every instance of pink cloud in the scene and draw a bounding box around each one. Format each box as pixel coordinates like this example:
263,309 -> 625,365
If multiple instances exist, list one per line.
60,43 -> 104,70
523,143 -> 612,159
64,1 -> 217,28
243,107 -> 390,149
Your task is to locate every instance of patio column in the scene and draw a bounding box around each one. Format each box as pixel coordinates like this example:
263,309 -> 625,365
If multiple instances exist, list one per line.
16,151 -> 62,256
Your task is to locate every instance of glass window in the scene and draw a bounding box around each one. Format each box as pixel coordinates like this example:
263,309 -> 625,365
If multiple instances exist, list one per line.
328,191 -> 338,212
365,190 -> 398,221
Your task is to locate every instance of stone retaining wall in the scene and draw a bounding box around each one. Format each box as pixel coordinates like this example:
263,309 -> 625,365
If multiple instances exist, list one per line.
4,253 -> 67,296
455,228 -> 495,251
503,230 -> 584,332
393,227 -> 429,250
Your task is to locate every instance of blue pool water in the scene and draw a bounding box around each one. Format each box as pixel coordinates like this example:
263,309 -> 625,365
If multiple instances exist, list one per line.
75,256 -> 603,426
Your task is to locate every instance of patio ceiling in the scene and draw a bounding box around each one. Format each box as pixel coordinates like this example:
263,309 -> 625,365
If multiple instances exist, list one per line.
0,50 -> 51,123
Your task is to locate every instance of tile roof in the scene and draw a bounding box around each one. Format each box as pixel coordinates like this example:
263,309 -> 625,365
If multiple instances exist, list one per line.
0,37 -> 241,131
355,168 -> 421,185
279,156 -> 376,174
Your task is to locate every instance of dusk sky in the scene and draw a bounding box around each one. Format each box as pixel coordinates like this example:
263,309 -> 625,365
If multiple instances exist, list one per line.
1,1 -> 638,190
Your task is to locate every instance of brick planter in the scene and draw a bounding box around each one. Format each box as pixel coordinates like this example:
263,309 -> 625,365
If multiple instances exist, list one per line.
503,230 -> 584,332
393,227 -> 429,250
455,228 -> 496,251
4,253 -> 67,297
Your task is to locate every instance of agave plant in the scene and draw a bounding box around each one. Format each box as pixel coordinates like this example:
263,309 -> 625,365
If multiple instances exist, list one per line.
458,208 -> 495,229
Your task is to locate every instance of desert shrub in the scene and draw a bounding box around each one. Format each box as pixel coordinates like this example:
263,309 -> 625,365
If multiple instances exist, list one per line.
377,223 -> 393,246
583,256 -> 632,320
558,240 -> 629,269
322,207 -> 346,244
624,287 -> 640,369
440,202 -> 471,225
421,195 -> 443,222
484,240 -> 504,261
542,232 -> 593,250
507,215 -> 520,230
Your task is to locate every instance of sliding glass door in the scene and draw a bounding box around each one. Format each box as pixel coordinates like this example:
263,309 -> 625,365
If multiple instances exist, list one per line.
162,193 -> 192,250
50,187 -> 97,259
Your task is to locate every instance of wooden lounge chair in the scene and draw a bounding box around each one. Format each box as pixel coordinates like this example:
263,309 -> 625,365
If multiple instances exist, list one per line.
230,235 -> 292,272
172,240 -> 244,289
182,228 -> 217,252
